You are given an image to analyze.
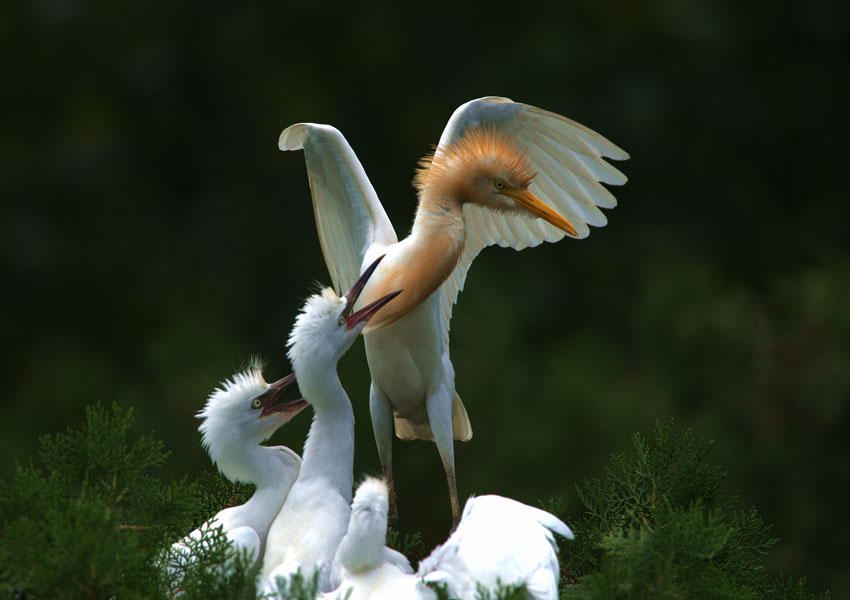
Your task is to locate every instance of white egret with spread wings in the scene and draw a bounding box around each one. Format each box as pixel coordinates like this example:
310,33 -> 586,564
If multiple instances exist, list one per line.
279,96 -> 628,524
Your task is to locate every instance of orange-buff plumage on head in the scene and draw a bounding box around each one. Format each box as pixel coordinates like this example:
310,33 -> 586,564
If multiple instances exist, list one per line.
413,126 -> 538,201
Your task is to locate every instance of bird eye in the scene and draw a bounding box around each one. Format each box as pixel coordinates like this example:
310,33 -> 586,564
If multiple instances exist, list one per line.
252,397 -> 262,409
339,314 -> 346,326
493,179 -> 506,190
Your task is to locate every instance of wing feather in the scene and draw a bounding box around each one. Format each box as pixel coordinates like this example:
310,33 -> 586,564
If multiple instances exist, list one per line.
434,97 -> 628,349
418,495 -> 573,600
279,123 -> 398,295
525,136 -> 615,215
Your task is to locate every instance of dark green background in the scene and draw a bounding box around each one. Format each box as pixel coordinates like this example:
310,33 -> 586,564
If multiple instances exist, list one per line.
2,0 -> 847,595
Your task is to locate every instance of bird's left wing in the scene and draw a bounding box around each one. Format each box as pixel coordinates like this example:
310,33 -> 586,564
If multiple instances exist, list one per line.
434,97 -> 629,348
279,123 -> 398,295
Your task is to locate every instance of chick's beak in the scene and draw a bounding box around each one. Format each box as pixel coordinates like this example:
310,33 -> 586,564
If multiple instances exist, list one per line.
504,188 -> 579,238
342,254 -> 403,331
257,373 -> 309,418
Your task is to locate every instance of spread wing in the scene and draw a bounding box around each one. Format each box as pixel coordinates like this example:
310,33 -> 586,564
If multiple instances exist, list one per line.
434,96 -> 629,348
279,123 -> 398,295
418,495 -> 573,600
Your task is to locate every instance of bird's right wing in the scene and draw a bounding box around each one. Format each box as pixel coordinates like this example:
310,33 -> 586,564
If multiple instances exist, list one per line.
433,96 -> 629,349
279,123 -> 398,295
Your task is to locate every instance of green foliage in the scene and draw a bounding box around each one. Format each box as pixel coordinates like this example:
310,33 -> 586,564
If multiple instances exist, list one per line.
764,576 -> 832,600
262,571 -> 320,600
423,579 -> 527,600
474,581 -> 527,600
192,470 -> 256,531
163,522 -> 258,600
0,408 -> 830,599
386,526 -> 426,563
555,421 -> 826,599
0,403 -> 258,600
0,403 -> 195,598
425,580 -> 452,600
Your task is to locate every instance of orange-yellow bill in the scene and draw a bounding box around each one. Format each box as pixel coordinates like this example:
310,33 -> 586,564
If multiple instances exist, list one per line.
505,189 -> 579,238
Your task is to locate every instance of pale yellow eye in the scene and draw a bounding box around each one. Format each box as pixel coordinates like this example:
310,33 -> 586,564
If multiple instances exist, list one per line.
339,314 -> 346,326
493,179 -> 506,190
252,397 -> 262,409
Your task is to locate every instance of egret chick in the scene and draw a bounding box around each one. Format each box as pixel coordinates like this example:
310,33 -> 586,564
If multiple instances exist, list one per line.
280,96 -> 629,524
323,478 -> 429,600
167,365 -> 308,577
260,255 -> 403,593
325,478 -> 574,600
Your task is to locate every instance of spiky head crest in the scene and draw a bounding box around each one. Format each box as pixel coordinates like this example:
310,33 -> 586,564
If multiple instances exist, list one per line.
413,126 -> 537,202
352,477 -> 389,512
197,358 -> 268,447
196,360 -> 300,482
286,287 -> 359,394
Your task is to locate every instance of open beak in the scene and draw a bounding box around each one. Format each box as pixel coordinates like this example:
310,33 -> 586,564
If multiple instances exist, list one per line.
257,373 -> 309,418
342,254 -> 403,331
504,188 -> 579,238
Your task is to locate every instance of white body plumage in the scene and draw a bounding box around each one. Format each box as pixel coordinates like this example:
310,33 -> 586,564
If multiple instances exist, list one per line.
325,478 -> 573,600
419,495 -> 573,600
167,367 -> 306,575
260,259 -> 405,594
279,96 -> 628,523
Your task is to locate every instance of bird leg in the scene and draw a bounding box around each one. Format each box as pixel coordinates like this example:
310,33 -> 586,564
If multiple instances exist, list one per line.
445,463 -> 460,530
426,386 -> 461,527
370,383 -> 398,525
383,464 -> 399,527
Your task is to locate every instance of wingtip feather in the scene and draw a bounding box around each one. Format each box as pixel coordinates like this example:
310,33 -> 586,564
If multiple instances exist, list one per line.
278,123 -> 308,151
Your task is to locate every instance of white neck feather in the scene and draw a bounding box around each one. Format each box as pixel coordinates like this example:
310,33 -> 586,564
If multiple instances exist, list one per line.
214,446 -> 300,546
234,446 -> 299,516
296,365 -> 355,503
337,513 -> 386,572
213,436 -> 282,484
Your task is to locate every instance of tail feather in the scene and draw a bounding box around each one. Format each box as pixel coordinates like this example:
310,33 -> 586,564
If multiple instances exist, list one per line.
393,392 -> 473,442
451,391 -> 473,442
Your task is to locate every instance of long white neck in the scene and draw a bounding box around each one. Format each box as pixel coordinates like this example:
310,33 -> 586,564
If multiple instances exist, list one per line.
214,434 -> 285,485
209,445 -> 299,559
239,447 -> 298,519
297,369 -> 355,503
337,514 -> 386,573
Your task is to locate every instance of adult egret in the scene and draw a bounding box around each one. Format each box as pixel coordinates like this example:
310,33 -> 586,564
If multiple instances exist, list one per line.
166,365 -> 308,576
279,96 -> 628,524
260,255 -> 407,593
324,477 -> 573,600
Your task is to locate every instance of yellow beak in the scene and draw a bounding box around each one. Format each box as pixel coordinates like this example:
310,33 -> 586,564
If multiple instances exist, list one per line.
504,189 -> 578,238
